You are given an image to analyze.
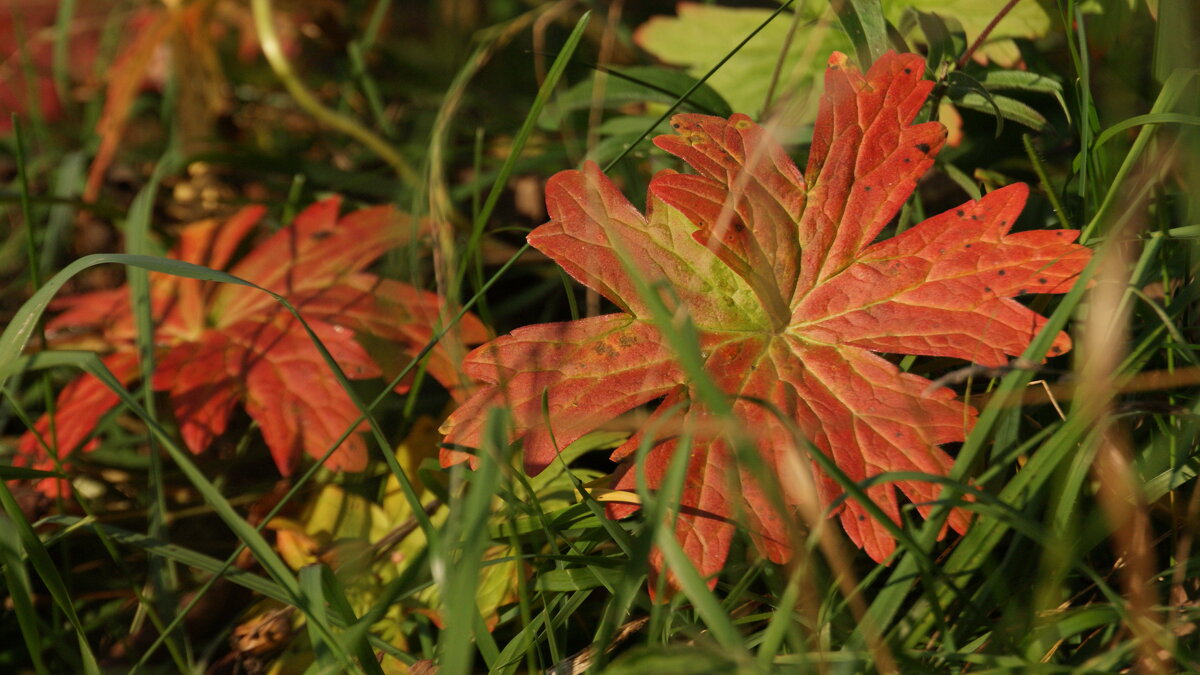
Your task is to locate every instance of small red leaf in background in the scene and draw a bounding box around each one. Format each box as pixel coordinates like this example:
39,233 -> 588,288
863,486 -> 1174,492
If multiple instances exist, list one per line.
441,52 -> 1091,582
16,198 -> 487,495
1,1 -> 302,201
0,1 -> 113,133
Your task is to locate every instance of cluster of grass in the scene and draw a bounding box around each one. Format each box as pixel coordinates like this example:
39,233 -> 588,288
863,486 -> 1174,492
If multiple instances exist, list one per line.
2,0 -> 1200,673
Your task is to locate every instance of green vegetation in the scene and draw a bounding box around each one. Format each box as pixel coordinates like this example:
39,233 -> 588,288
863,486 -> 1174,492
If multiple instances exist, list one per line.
1,1 -> 1199,672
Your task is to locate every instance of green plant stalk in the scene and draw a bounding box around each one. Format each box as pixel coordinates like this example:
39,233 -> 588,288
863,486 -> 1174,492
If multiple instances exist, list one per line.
1093,112 -> 1200,151
13,117 -> 40,290
1022,133 -> 1072,229
761,5 -> 805,115
345,41 -> 395,137
249,0 -> 417,186
10,119 -> 63,484
51,508 -> 413,663
456,11 -> 592,297
125,144 -> 186,664
1074,4 -> 1093,208
299,564 -> 385,675
11,15 -> 49,147
51,0 -> 77,109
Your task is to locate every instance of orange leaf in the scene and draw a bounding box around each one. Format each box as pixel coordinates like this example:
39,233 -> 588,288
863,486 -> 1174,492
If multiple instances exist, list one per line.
441,52 -> 1091,584
18,198 -> 486,492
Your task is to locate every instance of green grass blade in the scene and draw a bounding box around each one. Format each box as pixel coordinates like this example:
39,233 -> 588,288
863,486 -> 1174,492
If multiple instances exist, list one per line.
458,11 -> 592,293
36,515 -> 293,604
436,409 -> 506,675
0,481 -> 100,674
124,144 -> 185,664
0,512 -> 50,675
1082,67 -> 1198,241
6,349 -> 357,672
1092,111 -> 1200,152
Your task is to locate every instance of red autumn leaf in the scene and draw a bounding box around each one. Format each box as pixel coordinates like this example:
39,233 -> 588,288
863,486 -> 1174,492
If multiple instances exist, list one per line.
0,0 -> 116,133
441,52 -> 1091,581
83,0 -> 302,201
16,197 -> 487,495
0,0 -> 303,195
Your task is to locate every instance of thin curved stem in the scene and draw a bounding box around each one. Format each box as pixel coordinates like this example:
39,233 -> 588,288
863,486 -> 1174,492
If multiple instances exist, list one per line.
250,0 -> 418,186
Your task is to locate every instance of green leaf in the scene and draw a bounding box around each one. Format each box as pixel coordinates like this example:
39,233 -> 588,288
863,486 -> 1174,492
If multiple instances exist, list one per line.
832,0 -> 890,67
898,0 -> 1051,65
975,68 -> 1064,94
636,3 -> 852,119
634,0 -> 1053,124
908,9 -> 967,69
952,90 -> 1048,131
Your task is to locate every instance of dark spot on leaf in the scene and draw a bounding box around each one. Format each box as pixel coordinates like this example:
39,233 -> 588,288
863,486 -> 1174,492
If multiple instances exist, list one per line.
970,215 -> 979,221
858,515 -> 866,521
938,248 -> 945,254
1050,345 -> 1063,355
904,67 -> 912,74
894,432 -> 902,438
864,185 -> 872,192
965,244 -> 973,249
998,269 -> 1007,276
311,230 -> 334,241
956,209 -> 964,217
903,157 -> 911,163
916,143 -> 931,153
618,334 -> 637,347
984,286 -> 992,292
1038,277 -> 1048,284
671,122 -> 681,129
1000,220 -> 1008,226
1018,288 -> 1027,295
592,343 -> 618,358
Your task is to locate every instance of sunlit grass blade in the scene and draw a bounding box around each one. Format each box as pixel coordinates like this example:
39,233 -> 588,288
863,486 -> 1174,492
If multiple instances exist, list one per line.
436,408 -> 506,675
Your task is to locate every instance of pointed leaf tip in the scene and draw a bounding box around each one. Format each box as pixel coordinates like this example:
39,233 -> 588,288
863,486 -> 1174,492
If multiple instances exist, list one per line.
444,50 -> 1092,581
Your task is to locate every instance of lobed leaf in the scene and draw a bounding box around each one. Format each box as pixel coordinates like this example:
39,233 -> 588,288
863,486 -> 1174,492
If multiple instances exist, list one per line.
15,198 -> 484,490
442,51 -> 1091,583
